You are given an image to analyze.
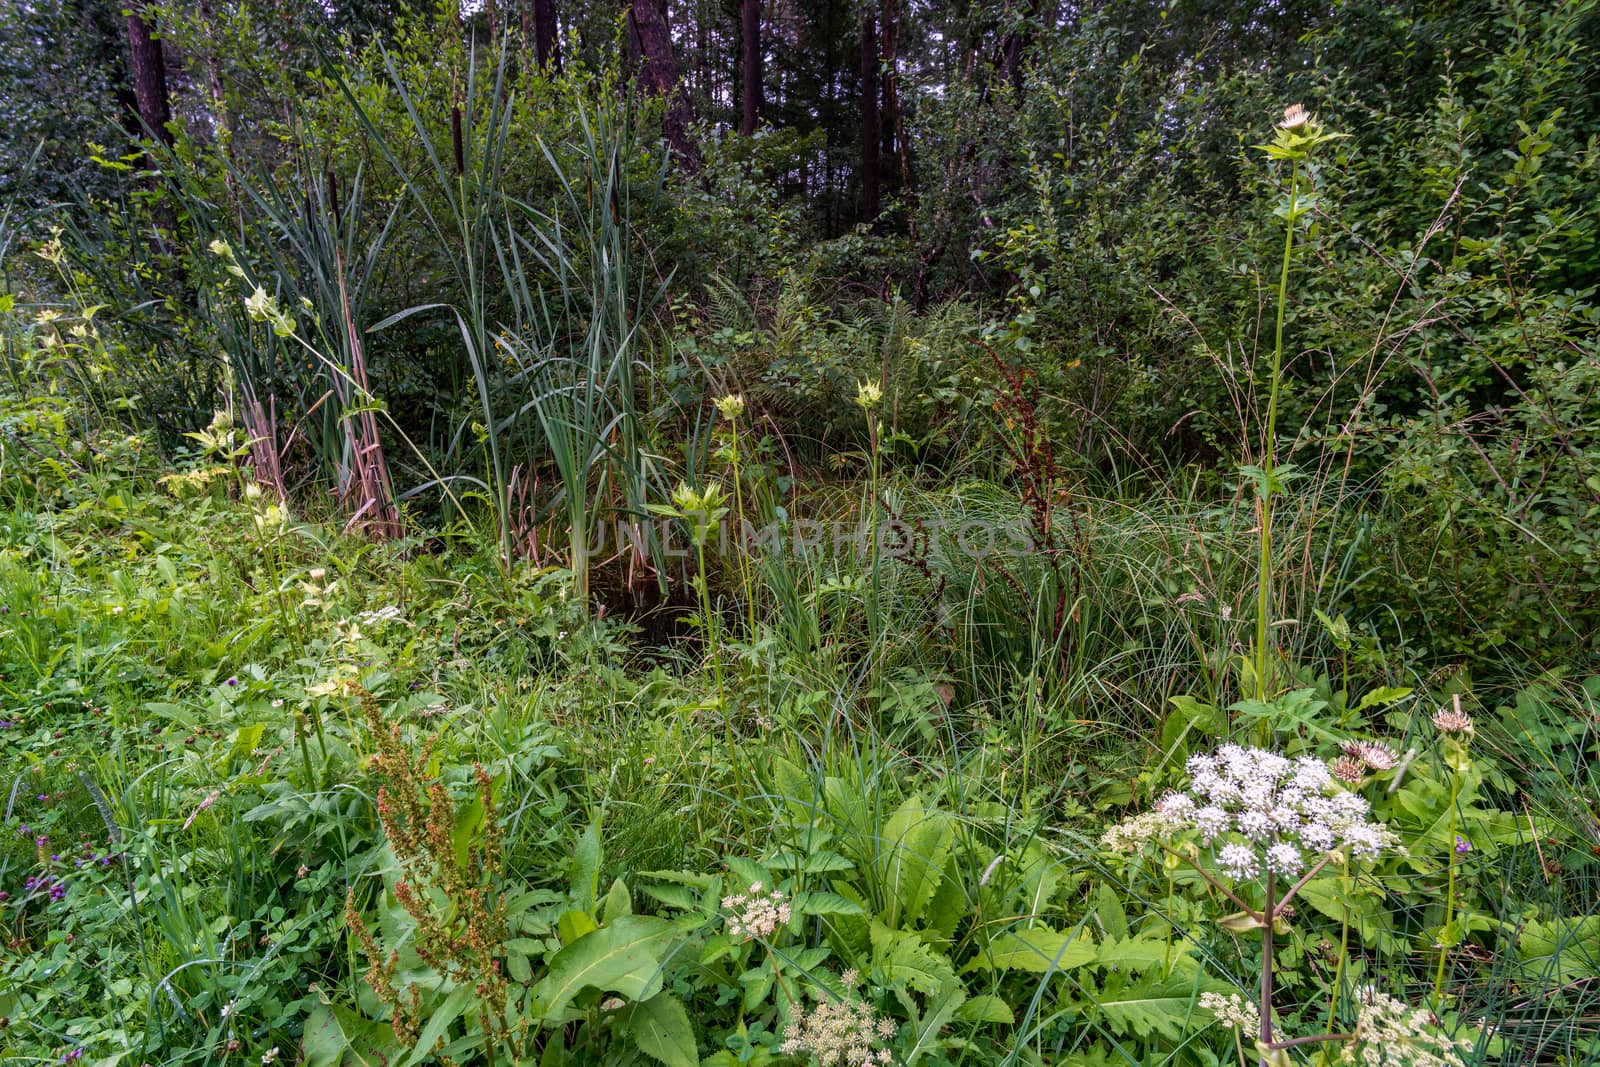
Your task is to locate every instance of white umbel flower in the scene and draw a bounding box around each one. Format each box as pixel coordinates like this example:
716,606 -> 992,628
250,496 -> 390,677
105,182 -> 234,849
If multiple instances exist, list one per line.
1102,744 -> 1396,882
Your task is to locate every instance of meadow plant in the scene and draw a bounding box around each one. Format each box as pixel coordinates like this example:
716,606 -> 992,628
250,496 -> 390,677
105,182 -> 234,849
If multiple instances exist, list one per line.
1105,743 -> 1414,1065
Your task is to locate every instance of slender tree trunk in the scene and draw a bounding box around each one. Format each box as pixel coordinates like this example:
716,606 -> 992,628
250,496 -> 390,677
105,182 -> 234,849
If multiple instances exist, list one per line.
859,8 -> 880,224
739,0 -> 761,135
999,0 -> 1042,100
125,1 -> 172,146
530,0 -> 560,70
629,0 -> 701,171
881,0 -> 908,193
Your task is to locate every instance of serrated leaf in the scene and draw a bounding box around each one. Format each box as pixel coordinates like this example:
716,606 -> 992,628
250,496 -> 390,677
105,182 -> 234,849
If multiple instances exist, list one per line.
1091,974 -> 1212,1040
793,890 -> 865,917
1356,686 -> 1412,712
870,921 -> 958,994
877,799 -> 954,928
970,925 -> 1095,973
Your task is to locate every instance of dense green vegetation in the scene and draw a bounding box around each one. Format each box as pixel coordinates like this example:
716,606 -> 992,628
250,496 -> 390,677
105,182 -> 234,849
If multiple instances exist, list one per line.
1,1 -> 1598,1066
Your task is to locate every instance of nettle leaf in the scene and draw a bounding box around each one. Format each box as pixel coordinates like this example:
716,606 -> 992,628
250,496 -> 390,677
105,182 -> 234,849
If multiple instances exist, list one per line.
619,991 -> 698,1067
968,924 -> 1095,974
533,915 -> 677,1020
876,799 -> 954,928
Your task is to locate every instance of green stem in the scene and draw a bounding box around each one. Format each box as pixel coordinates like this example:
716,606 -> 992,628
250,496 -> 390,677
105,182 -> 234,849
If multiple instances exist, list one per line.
729,422 -> 756,639
1432,764 -> 1464,1004
1255,158 -> 1299,703
1259,872 -> 1276,1063
1325,858 -> 1352,1033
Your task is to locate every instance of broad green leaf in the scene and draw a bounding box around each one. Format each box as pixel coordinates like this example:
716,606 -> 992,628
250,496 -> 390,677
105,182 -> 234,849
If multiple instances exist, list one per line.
970,925 -> 1095,973
1356,686 -> 1412,711
601,877 -> 632,922
877,799 -> 954,928
955,995 -> 1014,1025
534,915 -> 676,1019
792,890 -> 865,917
571,820 -> 602,913
1091,974 -> 1213,1040
620,991 -> 698,1067
1095,884 -> 1128,941
301,1003 -> 351,1067
401,984 -> 475,1067
1518,917 -> 1600,980
869,921 -> 957,994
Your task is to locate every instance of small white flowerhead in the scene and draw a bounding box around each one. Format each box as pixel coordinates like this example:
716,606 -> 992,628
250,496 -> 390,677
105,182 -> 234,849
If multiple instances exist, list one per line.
724,881 -> 788,940
1216,843 -> 1258,880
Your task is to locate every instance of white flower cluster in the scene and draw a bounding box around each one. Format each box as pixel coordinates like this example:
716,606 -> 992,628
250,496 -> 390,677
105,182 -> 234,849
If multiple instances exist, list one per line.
358,605 -> 407,627
1199,991 -> 1262,1034
1102,744 -> 1396,879
722,881 -> 791,940
1344,986 -> 1473,1067
781,971 -> 896,1067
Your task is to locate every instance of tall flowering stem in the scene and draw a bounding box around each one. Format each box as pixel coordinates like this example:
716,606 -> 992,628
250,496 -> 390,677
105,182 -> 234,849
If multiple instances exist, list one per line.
714,395 -> 758,639
1250,106 -> 1341,701
1431,699 -> 1476,1007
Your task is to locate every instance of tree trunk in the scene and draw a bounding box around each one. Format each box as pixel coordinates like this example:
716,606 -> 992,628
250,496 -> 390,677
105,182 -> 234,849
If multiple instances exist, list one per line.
125,1 -> 172,146
739,0 -> 761,135
998,0 -> 1042,100
859,8 -> 880,224
531,0 -> 560,71
629,0 -> 701,171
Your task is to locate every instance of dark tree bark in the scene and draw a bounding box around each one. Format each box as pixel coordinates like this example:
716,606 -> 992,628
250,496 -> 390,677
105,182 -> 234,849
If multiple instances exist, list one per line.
125,0 -> 172,146
998,0 -> 1042,100
739,0 -> 762,135
859,8 -> 880,223
530,0 -> 560,71
629,0 -> 700,171
881,0 -> 908,194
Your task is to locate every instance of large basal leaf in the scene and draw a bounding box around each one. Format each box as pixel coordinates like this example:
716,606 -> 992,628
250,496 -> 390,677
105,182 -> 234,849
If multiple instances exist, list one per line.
533,915 -> 677,1020
1518,916 -> 1600,981
619,991 -> 698,1067
870,920 -> 959,995
877,798 -> 954,928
